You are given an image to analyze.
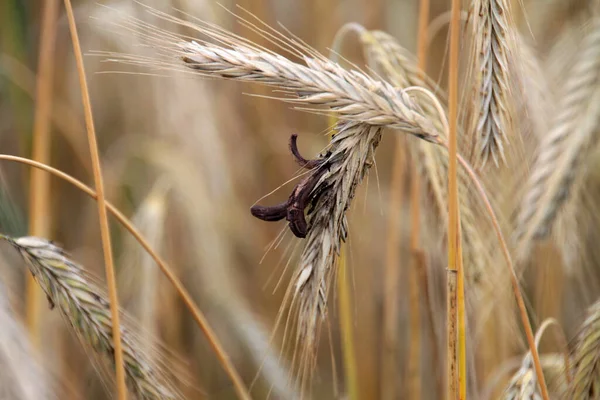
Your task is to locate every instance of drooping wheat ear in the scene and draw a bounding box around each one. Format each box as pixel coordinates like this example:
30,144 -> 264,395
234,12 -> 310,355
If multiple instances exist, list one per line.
286,120 -> 381,386
514,18 -> 600,260
360,29 -> 488,286
503,352 -> 544,400
0,283 -> 49,400
503,354 -> 568,400
503,319 -> 569,399
469,0 -> 517,166
101,9 -> 439,141
570,297 -> 600,398
1,235 -> 178,400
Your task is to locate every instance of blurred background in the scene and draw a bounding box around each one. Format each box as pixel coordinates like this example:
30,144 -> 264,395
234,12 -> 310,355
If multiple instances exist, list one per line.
0,0 -> 595,399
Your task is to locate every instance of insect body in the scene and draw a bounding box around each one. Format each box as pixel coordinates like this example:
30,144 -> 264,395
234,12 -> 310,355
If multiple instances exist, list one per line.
250,134 -> 329,238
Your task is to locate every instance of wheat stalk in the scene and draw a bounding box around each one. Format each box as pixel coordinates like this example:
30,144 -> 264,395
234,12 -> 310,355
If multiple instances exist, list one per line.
1,235 -> 177,400
515,18 -> 600,260
470,0 -> 517,166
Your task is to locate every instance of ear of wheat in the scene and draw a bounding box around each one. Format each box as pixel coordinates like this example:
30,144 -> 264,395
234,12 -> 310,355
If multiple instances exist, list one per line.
101,9 -> 439,141
469,0 -> 518,167
503,352 -> 543,400
515,18 -> 600,260
1,235 -> 178,400
572,298 -> 600,398
286,121 -> 381,382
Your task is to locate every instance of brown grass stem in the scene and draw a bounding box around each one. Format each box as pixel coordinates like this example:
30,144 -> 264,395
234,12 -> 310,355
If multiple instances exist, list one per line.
408,1 -> 430,398
327,104 -> 359,399
0,153 -> 252,400
26,0 -> 60,347
447,0 -> 464,398
382,135 -> 405,400
337,248 -> 359,400
63,0 -> 126,397
432,143 -> 551,400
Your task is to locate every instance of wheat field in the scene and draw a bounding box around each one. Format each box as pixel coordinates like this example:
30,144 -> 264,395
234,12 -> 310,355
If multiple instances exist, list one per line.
0,0 -> 599,399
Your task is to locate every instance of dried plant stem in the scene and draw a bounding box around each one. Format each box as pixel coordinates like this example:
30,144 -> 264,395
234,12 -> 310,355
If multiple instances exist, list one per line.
435,145 -> 550,400
63,0 -> 126,397
337,247 -> 359,400
447,0 -> 464,398
382,136 -> 405,400
408,1 -> 430,398
26,0 -> 59,346
328,109 -> 359,400
0,154 -> 252,400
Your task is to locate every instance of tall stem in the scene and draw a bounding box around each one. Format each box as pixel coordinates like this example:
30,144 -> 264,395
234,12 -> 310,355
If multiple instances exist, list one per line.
382,137 -> 405,400
447,0 -> 465,398
338,248 -> 359,400
62,1 -> 127,398
26,0 -> 59,346
408,0 -> 431,398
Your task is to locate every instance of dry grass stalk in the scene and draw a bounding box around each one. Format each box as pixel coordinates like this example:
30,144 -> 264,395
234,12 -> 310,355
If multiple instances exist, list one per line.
571,297 -> 600,398
515,18 -> 600,260
448,0 -> 465,396
26,0 -> 59,346
1,235 -> 177,400
407,4 -> 430,397
63,0 -> 127,397
469,0 -> 517,166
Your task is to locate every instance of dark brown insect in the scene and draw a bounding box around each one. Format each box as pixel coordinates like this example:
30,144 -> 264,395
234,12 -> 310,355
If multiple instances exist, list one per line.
250,134 -> 329,238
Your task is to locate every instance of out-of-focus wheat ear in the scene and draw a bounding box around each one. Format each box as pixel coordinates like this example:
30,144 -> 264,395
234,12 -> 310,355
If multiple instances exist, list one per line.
502,319 -> 569,399
118,180 -> 168,356
571,297 -> 600,398
514,18 -> 600,261
1,235 -> 179,400
0,282 -> 50,400
287,121 -> 381,391
469,0 -> 518,167
510,34 -> 552,147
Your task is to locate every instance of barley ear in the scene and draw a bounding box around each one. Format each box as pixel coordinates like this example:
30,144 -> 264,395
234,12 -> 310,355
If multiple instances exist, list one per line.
571,298 -> 600,398
1,235 -> 178,400
515,18 -> 600,260
469,0 -> 519,167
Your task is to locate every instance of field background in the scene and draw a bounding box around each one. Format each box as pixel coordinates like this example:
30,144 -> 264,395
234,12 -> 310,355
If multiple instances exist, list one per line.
0,0 -> 594,399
